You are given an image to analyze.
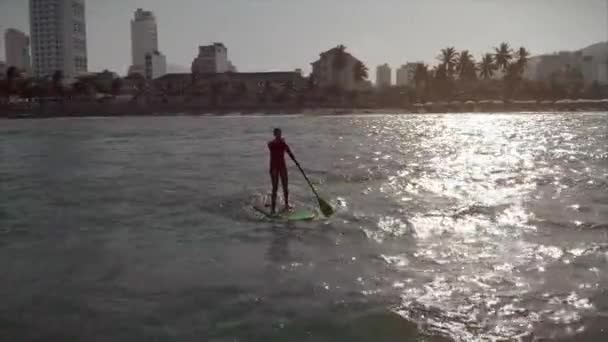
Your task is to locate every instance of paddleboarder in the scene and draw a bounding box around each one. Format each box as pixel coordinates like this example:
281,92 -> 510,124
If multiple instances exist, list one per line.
268,128 -> 295,215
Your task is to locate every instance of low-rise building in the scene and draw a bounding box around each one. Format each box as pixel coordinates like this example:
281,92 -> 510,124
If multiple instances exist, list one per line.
154,71 -> 305,98
75,70 -> 121,93
192,43 -> 229,74
310,46 -> 365,91
228,60 -> 237,73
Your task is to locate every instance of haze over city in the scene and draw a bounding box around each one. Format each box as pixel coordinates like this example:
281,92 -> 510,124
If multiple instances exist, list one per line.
1,0 -> 607,77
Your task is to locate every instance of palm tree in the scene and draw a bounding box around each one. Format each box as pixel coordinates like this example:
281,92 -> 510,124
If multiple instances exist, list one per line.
494,42 -> 512,71
432,63 -> 450,99
515,46 -> 530,73
413,64 -> 430,101
6,66 -> 20,97
438,47 -> 458,77
353,60 -> 368,82
504,63 -> 523,99
413,63 -> 429,89
478,53 -> 495,80
505,63 -> 522,82
111,78 -> 123,96
332,44 -> 348,72
433,63 -> 447,81
456,50 -> 476,80
20,78 -> 36,100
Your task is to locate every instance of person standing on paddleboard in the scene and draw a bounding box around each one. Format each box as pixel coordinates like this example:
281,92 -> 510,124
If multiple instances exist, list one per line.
268,128 -> 295,215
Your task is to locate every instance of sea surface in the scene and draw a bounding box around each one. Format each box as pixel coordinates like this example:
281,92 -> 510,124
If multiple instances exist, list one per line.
1,113 -> 608,342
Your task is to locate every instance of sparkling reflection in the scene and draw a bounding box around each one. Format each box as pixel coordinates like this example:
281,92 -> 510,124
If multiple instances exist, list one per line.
354,114 -> 607,340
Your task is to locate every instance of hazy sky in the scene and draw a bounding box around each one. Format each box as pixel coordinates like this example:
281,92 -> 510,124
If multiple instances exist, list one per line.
1,0 -> 607,77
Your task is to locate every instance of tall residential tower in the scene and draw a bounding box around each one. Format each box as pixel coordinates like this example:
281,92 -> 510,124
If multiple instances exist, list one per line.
376,63 -> 392,88
4,28 -> 31,74
130,8 -> 166,79
29,0 -> 87,79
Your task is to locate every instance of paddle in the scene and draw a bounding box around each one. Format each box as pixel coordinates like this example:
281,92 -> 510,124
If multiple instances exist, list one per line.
291,156 -> 334,217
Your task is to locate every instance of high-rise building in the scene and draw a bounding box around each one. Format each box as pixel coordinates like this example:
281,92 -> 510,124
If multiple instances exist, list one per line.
29,0 -> 87,79
4,29 -> 31,74
191,43 -> 229,74
376,63 -> 392,87
396,63 -> 417,87
130,8 -> 162,75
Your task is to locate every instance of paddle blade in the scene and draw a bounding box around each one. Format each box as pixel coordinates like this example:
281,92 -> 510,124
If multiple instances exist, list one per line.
317,197 -> 334,217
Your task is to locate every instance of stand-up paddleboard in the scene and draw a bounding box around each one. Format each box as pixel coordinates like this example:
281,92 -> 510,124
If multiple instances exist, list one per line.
252,194 -> 316,221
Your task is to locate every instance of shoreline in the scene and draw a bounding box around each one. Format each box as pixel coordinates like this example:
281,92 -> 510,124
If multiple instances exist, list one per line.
1,101 -> 607,119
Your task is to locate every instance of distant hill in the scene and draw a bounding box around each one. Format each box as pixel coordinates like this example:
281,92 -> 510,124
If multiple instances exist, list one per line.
167,63 -> 189,73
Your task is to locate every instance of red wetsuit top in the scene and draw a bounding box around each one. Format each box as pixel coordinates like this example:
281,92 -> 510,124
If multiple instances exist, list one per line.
268,138 -> 292,171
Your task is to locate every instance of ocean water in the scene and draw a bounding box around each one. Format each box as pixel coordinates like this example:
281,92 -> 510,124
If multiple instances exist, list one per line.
1,113 -> 607,341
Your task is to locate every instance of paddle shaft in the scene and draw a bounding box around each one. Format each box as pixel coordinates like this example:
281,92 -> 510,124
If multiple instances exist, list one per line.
291,157 -> 321,199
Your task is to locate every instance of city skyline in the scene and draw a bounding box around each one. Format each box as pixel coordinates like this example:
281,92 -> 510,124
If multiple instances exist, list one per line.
1,0 -> 607,78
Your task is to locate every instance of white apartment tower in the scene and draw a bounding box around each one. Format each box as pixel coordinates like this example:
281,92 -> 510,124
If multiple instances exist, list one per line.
131,9 -> 156,71
376,63 -> 392,88
29,0 -> 87,79
5,29 -> 31,73
396,63 -> 417,87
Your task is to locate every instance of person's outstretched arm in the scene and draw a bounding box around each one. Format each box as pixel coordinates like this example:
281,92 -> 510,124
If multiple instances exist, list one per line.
286,143 -> 295,162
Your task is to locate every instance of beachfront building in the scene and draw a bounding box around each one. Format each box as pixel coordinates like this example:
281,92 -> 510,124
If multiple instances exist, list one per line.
30,0 -> 87,79
4,29 -> 31,74
596,63 -> 608,84
376,64 -> 391,88
155,71 -> 305,99
396,63 -> 416,87
533,50 -> 608,85
534,51 -> 585,82
145,51 -> 167,80
310,46 -> 364,91
130,8 -> 166,79
582,56 -> 608,85
191,43 -> 229,74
